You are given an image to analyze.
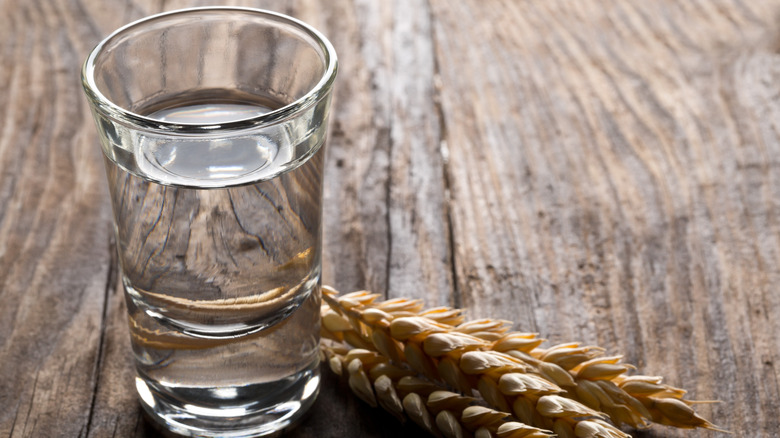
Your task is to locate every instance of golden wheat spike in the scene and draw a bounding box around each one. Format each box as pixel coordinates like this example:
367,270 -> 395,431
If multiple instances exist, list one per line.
320,286 -> 725,435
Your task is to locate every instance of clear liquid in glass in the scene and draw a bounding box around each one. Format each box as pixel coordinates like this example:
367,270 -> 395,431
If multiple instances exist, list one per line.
104,92 -> 324,437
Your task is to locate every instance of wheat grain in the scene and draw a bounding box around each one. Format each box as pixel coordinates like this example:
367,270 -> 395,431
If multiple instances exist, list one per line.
498,373 -> 561,397
573,419 -> 632,438
347,357 -> 377,408
460,405 -> 509,430
375,374 -> 405,423
436,409 -> 469,438
403,392 -> 443,437
495,422 -> 554,438
535,395 -> 604,419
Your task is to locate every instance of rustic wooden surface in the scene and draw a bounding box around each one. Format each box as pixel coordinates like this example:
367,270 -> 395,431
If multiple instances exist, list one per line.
1,0 -> 778,437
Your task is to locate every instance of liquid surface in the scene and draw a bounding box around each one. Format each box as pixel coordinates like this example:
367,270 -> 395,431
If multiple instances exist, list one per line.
141,102 -> 278,184
150,102 -> 270,124
103,95 -> 324,436
110,92 -> 322,189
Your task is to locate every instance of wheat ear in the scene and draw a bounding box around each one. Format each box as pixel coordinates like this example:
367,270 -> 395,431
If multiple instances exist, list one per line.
320,288 -> 628,437
320,286 -> 725,437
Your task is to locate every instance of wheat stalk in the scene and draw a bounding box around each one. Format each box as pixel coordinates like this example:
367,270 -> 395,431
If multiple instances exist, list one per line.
320,286 -> 725,437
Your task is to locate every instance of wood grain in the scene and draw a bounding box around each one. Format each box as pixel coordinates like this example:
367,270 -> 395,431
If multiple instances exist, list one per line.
0,0 -> 778,437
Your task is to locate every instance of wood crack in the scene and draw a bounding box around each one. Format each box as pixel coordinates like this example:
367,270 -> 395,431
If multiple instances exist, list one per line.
384,123 -> 394,299
20,370 -> 41,437
84,236 -> 118,437
426,0 -> 459,309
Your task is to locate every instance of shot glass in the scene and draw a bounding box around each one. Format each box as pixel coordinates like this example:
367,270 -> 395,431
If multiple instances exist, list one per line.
81,7 -> 337,437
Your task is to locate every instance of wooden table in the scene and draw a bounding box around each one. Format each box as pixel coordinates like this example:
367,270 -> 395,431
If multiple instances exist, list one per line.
1,0 -> 778,437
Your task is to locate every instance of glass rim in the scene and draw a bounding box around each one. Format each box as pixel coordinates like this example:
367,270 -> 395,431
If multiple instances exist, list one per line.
81,6 -> 338,135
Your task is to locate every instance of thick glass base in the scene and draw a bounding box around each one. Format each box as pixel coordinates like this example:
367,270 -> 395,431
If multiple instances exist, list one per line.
136,366 -> 321,438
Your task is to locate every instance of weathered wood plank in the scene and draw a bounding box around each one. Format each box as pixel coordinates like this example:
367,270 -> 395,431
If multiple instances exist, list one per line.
1,0 -> 779,437
316,0 -> 394,297
0,0 -> 117,436
429,0 -> 780,436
